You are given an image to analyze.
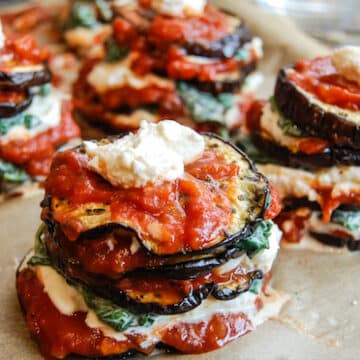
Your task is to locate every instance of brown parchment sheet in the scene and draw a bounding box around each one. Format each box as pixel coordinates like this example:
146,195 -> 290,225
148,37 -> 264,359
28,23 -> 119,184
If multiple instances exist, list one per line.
0,1 -> 359,359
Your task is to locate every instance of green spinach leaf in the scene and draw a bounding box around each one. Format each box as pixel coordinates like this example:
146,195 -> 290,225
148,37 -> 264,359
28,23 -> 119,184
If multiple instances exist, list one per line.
235,220 -> 273,258
0,159 -> 29,184
177,82 -> 234,124
331,210 -> 360,232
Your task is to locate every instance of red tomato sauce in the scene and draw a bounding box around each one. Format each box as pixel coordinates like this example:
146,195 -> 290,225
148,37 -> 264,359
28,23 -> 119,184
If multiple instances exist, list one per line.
147,5 -> 230,50
0,33 -> 49,71
166,47 -> 239,81
317,188 -> 360,222
115,265 -> 253,306
161,312 -> 252,354
99,85 -> 183,115
264,184 -> 282,220
17,267 -> 255,359
0,100 -> 80,177
275,208 -> 311,243
44,149 -> 237,255
16,268 -> 150,360
0,89 -> 27,103
288,56 -> 360,111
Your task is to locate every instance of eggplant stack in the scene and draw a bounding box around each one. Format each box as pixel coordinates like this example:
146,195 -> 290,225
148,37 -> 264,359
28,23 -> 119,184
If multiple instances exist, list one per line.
71,0 -> 263,134
17,121 -> 286,359
0,24 -> 80,199
238,47 -> 360,251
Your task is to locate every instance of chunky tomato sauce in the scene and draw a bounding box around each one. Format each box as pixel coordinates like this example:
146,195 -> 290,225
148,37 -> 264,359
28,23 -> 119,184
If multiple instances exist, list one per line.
17,267 -> 256,359
264,184 -> 282,220
0,89 -> 28,104
0,33 -> 49,71
0,100 -> 80,176
161,312 -> 252,354
99,85 -> 183,115
166,47 -> 239,81
276,208 -> 311,243
147,5 -> 230,49
16,268 -> 148,360
288,56 -> 360,111
317,188 -> 360,223
44,148 -> 238,255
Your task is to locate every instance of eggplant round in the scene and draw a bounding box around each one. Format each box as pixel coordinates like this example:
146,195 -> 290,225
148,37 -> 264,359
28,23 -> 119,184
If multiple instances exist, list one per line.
184,23 -> 253,59
310,232 -> 360,252
253,135 -> 360,169
274,68 -> 360,150
0,65 -> 51,90
212,270 -> 263,300
42,133 -> 270,257
0,90 -> 32,118
44,223 -> 247,280
191,61 -> 257,94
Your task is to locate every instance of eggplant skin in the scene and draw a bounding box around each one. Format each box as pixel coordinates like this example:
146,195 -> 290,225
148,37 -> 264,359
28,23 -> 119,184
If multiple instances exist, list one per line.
45,223 -> 247,281
274,68 -> 360,150
212,270 -> 263,300
184,23 -> 253,59
310,232 -> 360,252
0,92 -> 32,118
0,66 -> 51,89
72,351 -> 137,360
192,61 -> 257,94
253,135 -> 360,169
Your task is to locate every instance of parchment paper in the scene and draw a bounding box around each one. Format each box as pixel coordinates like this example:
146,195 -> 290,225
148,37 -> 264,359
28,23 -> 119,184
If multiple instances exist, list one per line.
0,1 -> 359,359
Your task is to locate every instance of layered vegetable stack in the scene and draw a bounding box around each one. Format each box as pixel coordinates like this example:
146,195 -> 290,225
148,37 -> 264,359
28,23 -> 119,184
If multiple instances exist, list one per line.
0,25 -> 80,198
70,0 -> 262,133
17,121 -> 286,359
239,47 -> 360,251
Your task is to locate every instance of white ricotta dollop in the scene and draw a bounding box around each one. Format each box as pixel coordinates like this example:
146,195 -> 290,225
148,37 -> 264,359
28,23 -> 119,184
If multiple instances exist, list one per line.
84,120 -> 205,188
151,0 -> 206,17
332,46 -> 360,85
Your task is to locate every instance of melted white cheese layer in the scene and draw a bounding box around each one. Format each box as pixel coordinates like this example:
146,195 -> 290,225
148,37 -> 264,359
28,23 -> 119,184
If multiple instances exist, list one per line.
33,264 -> 287,346
151,0 -> 206,17
258,164 -> 360,202
260,102 -> 303,153
1,90 -> 62,142
87,55 -> 173,94
84,120 -> 205,188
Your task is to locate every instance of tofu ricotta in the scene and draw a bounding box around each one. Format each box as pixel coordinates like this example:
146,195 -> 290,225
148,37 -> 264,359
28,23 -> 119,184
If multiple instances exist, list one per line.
84,120 -> 205,188
332,46 -> 360,86
151,0 -> 206,17
1,91 -> 62,142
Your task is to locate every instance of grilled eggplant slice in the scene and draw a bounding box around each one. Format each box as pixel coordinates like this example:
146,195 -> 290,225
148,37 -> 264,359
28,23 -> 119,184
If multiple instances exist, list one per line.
0,64 -> 51,89
45,225 -> 247,280
0,90 -> 32,118
42,134 -> 270,256
310,232 -> 360,252
212,270 -> 263,300
184,22 -> 253,59
189,61 -> 256,94
48,244 -> 260,315
253,135 -> 360,169
275,68 -> 360,150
